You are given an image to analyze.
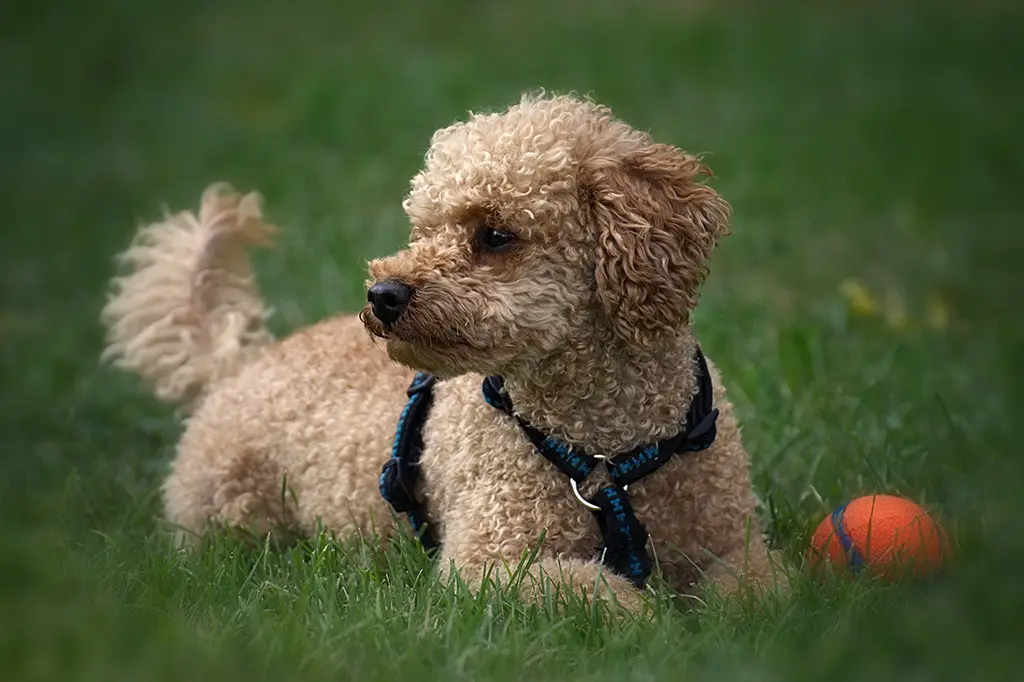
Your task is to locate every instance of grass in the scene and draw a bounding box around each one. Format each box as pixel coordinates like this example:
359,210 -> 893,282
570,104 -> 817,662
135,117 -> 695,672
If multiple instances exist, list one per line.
1,0 -> 1022,679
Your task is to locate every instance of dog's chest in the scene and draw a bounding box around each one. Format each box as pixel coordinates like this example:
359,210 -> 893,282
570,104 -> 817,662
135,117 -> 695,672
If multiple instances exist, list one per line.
416,374 -> 597,555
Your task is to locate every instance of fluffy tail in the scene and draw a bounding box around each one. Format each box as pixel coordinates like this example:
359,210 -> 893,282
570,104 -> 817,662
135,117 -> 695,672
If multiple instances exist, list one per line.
100,183 -> 276,409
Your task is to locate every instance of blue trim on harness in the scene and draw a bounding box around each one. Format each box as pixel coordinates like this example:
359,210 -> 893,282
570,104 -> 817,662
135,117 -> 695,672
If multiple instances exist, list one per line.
591,485 -> 649,585
482,375 -> 598,483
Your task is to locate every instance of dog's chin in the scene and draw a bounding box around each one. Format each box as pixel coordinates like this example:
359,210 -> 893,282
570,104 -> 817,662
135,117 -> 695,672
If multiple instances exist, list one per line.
385,338 -> 472,378
361,306 -> 517,377
386,332 -> 524,378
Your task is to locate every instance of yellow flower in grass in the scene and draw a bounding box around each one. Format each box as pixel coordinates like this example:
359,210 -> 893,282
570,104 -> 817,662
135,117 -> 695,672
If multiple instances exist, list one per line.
839,279 -> 951,332
839,279 -> 879,317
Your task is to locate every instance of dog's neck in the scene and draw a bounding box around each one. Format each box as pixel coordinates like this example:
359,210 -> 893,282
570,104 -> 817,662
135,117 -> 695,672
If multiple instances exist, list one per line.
500,327 -> 700,455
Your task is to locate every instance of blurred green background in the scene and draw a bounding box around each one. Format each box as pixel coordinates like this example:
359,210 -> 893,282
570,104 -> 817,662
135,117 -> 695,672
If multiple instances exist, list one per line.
1,1 -> 1022,680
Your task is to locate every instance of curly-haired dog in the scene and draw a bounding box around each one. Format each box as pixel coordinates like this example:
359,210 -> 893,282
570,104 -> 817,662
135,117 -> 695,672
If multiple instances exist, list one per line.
101,93 -> 782,613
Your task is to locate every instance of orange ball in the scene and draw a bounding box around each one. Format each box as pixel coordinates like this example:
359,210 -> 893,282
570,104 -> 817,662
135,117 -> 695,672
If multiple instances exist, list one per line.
809,494 -> 948,579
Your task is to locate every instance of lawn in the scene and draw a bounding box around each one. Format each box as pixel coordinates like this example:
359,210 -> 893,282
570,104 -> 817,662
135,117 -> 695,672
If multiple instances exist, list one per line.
1,0 -> 1022,680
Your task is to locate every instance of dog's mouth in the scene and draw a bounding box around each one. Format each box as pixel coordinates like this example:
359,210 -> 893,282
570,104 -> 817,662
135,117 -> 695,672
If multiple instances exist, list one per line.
359,305 -> 471,351
359,305 -> 392,341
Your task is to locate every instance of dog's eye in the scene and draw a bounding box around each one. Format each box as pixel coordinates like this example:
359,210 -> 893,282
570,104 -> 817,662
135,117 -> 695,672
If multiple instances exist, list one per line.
477,227 -> 517,253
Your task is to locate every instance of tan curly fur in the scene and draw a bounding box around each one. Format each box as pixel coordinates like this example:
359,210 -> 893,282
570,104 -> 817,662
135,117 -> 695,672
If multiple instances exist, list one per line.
102,92 -> 784,613
100,184 -> 276,409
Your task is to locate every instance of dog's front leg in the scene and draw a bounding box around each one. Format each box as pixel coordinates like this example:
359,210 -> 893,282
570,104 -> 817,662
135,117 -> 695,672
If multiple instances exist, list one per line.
438,545 -> 647,616
523,556 -> 647,615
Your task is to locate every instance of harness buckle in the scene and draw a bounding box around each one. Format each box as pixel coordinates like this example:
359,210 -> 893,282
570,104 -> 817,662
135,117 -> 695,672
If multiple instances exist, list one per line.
570,477 -> 628,512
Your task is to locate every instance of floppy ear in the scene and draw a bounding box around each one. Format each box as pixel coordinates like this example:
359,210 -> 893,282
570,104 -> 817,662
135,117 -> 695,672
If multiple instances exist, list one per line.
589,143 -> 731,343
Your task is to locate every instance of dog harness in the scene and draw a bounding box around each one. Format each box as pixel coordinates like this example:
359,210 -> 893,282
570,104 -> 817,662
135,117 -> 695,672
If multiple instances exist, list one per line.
379,349 -> 720,588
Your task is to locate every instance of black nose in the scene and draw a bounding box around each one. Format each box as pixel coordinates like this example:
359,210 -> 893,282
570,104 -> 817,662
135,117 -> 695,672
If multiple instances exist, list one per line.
367,279 -> 413,325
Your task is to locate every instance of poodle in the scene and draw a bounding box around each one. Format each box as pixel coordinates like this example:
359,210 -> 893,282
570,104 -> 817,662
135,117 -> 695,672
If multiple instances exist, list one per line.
101,92 -> 782,613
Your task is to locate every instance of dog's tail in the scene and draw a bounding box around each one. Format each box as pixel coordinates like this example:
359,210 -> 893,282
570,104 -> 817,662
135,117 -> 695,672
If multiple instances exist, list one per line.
100,183 -> 276,409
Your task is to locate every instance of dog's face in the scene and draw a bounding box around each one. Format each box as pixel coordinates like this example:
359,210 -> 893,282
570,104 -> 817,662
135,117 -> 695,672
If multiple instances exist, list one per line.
361,94 -> 730,376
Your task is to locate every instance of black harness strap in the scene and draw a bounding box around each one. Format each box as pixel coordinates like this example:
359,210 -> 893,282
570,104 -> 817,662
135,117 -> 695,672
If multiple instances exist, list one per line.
590,485 -> 652,585
379,348 -> 719,589
480,347 -> 719,589
482,381 -> 598,482
379,372 -> 440,551
605,348 -> 719,488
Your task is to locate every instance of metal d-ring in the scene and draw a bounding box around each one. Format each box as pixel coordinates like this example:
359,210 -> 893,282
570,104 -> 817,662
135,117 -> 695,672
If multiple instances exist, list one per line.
570,478 -> 627,512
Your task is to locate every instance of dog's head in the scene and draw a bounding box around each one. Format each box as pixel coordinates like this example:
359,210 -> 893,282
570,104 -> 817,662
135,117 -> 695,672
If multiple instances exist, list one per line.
361,93 -> 730,376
